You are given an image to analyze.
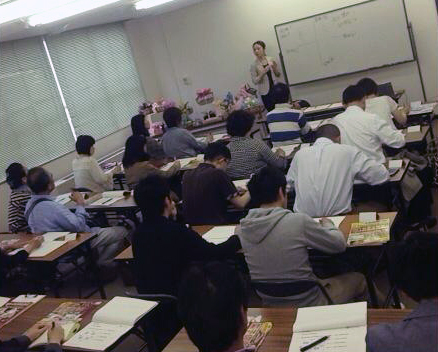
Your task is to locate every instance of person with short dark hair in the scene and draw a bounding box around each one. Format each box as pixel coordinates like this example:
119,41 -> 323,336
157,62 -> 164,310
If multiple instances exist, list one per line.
250,40 -> 282,111
182,142 -> 250,225
226,110 -> 286,179
357,77 -> 408,128
132,174 -> 241,295
162,107 -> 210,158
366,232 -> 438,352
72,135 -> 119,192
25,167 -> 128,270
333,85 -> 405,164
286,124 -> 389,216
6,163 -> 31,233
239,166 -> 367,306
131,113 -> 150,137
266,83 -> 311,146
123,135 -> 180,190
178,262 -> 249,352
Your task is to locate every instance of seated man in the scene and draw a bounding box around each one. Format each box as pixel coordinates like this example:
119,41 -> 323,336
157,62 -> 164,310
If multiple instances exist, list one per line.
178,262 -> 249,352
333,85 -> 405,164
25,167 -> 128,269
182,142 -> 250,225
266,83 -> 311,146
239,166 -> 367,307
357,77 -> 408,129
366,232 -> 438,352
287,124 -> 389,217
162,107 -> 210,159
132,174 -> 241,295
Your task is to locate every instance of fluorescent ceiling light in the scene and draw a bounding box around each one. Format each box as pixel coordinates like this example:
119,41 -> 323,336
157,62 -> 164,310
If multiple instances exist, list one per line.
135,0 -> 175,10
0,0 -> 74,25
27,0 -> 121,26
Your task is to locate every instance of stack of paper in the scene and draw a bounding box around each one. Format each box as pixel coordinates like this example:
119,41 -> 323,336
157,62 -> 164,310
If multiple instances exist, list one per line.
203,226 -> 236,244
288,302 -> 367,352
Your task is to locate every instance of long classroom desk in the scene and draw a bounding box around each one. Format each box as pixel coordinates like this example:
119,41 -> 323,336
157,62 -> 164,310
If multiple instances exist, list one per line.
164,307 -> 410,352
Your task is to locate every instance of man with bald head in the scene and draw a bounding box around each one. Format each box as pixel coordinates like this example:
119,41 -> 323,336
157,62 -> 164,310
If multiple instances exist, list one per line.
286,124 -> 389,217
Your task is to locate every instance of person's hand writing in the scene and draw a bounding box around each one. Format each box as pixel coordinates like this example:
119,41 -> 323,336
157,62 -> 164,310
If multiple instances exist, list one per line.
319,217 -> 335,228
70,191 -> 85,206
24,236 -> 43,254
24,322 -> 50,341
275,148 -> 286,157
48,322 -> 64,345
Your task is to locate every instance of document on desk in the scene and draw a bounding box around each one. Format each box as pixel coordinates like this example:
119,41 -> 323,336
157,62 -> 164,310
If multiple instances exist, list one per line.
42,232 -> 72,241
28,241 -> 67,257
288,302 -> 367,352
203,226 -> 236,244
313,216 -> 346,228
272,144 -> 301,154
91,197 -> 123,206
406,125 -> 421,133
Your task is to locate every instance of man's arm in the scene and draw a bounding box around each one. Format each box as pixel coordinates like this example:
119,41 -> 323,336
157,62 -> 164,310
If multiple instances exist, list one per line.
303,215 -> 346,253
374,116 -> 406,149
351,148 -> 389,185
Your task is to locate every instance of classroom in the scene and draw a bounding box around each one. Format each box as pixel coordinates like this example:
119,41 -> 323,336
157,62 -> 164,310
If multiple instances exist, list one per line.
1,0 -> 437,351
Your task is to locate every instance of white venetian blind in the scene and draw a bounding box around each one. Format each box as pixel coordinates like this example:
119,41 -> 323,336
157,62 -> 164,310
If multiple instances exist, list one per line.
0,37 -> 75,181
45,22 -> 145,139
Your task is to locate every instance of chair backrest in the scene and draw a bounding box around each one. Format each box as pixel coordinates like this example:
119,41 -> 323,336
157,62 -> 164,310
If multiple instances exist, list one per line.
125,290 -> 178,304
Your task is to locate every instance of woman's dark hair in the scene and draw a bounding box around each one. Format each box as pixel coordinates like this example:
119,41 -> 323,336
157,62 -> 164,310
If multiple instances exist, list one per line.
122,135 -> 150,168
163,107 -> 182,128
226,110 -> 255,137
342,85 -> 365,105
131,114 -> 150,137
252,40 -> 266,50
393,232 -> 438,301
75,135 -> 96,155
357,78 -> 378,96
6,163 -> 26,190
248,166 -> 287,207
178,262 -> 249,352
134,174 -> 171,217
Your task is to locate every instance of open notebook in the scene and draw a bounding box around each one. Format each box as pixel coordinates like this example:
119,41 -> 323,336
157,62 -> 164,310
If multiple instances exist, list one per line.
203,226 -> 236,244
288,302 -> 367,352
63,296 -> 158,351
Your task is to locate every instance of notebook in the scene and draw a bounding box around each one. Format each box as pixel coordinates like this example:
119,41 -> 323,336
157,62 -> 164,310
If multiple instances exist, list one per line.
233,179 -> 250,190
313,216 -> 346,228
288,302 -> 367,352
272,144 -> 301,155
63,296 -> 158,351
203,226 -> 236,244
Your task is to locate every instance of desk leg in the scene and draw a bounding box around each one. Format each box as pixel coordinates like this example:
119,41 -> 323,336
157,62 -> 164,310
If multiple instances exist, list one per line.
84,242 -> 107,299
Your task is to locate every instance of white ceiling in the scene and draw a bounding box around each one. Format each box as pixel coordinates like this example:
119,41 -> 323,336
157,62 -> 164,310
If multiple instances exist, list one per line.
0,0 -> 204,42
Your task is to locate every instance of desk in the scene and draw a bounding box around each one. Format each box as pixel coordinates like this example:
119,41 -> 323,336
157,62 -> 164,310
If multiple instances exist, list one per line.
403,125 -> 431,144
164,307 -> 409,352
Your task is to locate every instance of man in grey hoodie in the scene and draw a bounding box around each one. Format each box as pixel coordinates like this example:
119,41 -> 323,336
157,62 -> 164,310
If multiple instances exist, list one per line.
239,166 -> 367,307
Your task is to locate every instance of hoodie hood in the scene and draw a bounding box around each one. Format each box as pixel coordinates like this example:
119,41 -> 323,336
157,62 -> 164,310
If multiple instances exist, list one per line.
240,207 -> 290,244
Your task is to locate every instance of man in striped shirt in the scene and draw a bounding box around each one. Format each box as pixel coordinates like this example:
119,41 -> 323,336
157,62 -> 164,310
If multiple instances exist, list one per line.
266,83 -> 311,146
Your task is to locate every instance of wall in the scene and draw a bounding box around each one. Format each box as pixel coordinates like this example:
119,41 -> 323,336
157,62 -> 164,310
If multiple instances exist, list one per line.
0,126 -> 131,232
125,0 -> 438,111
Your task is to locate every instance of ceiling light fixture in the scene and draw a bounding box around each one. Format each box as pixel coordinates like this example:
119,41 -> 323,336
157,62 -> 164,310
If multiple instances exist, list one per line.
135,0 -> 175,11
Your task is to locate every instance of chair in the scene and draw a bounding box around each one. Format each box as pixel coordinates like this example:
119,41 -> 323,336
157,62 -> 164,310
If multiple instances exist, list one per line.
251,279 -> 333,306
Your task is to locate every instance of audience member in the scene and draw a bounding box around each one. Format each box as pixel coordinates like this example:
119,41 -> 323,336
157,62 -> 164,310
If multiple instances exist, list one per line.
333,85 -> 405,163
357,78 -> 408,128
266,83 -> 311,146
6,163 -> 31,233
25,167 -> 128,270
72,135 -> 120,192
239,166 -> 367,306
287,124 -> 389,216
162,107 -> 210,158
366,232 -> 438,352
182,142 -> 250,225
226,110 -> 286,179
179,262 -> 249,352
123,135 -> 180,190
131,113 -> 150,137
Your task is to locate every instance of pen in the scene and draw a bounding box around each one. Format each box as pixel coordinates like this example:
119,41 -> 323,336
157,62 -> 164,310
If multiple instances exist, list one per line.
300,335 -> 329,352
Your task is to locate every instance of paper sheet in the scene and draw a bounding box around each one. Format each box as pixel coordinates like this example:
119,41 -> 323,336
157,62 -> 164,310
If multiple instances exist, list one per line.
406,125 -> 421,133
179,156 -> 200,168
313,216 -> 346,228
42,232 -> 72,241
213,133 -> 228,141
203,226 -> 236,244
101,191 -> 128,198
161,161 -> 176,171
12,295 -> 45,303
28,241 -> 67,257
91,197 -> 123,206
233,179 -> 250,190
272,144 -> 301,154
358,212 -> 377,223
0,297 -> 10,307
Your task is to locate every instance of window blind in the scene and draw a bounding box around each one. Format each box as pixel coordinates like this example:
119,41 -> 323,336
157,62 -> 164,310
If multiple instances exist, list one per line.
0,37 -> 75,181
45,22 -> 145,139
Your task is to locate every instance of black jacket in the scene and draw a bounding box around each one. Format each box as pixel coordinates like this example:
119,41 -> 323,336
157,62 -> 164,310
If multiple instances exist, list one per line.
0,336 -> 62,352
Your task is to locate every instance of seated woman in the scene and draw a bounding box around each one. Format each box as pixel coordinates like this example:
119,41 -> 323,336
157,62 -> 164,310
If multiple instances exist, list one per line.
6,163 -> 31,233
123,135 -> 180,190
72,135 -> 120,193
131,113 -> 150,138
226,110 -> 287,180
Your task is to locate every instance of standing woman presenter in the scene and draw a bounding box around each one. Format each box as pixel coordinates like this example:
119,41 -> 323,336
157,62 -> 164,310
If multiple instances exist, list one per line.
250,40 -> 282,112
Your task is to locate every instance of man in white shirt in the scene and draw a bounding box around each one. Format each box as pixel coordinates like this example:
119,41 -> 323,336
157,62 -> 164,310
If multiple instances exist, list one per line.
357,78 -> 408,129
332,85 -> 405,164
287,124 -> 389,217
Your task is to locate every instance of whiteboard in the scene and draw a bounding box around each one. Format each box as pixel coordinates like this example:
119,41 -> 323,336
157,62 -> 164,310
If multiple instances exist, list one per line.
275,0 -> 414,85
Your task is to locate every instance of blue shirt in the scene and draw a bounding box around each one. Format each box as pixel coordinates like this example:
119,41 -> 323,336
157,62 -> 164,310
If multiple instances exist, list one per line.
25,194 -> 91,233
162,127 -> 206,159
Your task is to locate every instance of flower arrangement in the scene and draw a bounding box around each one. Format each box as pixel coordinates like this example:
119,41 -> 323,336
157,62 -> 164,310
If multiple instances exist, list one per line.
139,101 -> 153,115
195,88 -> 214,105
152,98 -> 176,113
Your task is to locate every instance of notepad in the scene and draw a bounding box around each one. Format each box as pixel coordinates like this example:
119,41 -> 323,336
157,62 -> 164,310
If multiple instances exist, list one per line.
272,144 -> 301,155
407,125 -> 421,133
313,216 -> 346,228
203,226 -> 236,244
63,296 -> 158,351
288,302 -> 367,352
359,212 -> 377,223
233,179 -> 250,190
388,159 -> 403,175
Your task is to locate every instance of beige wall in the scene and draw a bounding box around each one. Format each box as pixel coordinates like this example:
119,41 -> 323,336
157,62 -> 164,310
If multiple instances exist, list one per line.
125,0 -> 438,111
0,126 -> 131,232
